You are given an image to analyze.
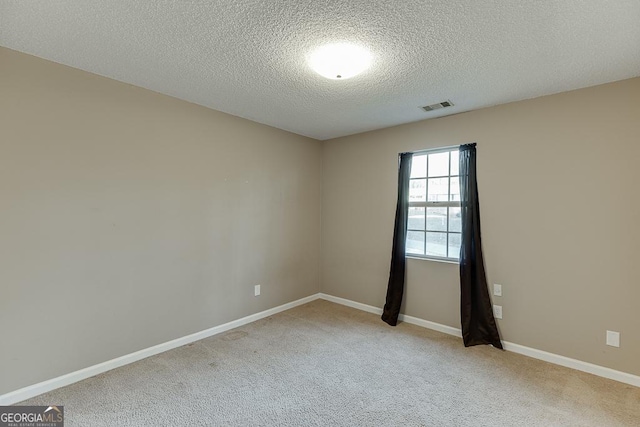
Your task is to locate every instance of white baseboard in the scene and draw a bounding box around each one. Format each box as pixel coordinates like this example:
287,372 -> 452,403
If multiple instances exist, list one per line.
0,293 -> 321,406
318,293 -> 383,315
318,293 -> 462,337
501,342 -> 640,387
317,293 -> 640,388
3,291 -> 637,405
397,313 -> 463,338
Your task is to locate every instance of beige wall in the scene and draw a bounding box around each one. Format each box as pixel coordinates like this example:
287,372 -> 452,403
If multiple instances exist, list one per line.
0,47 -> 322,394
2,45 -> 638,396
321,78 -> 640,376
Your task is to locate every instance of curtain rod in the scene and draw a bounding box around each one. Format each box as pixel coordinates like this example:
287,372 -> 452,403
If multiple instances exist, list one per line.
400,142 -> 476,156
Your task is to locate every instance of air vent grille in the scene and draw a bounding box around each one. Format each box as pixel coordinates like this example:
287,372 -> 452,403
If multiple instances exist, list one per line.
421,100 -> 454,112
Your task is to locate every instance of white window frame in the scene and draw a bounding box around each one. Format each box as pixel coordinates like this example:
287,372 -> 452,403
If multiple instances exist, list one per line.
406,146 -> 461,262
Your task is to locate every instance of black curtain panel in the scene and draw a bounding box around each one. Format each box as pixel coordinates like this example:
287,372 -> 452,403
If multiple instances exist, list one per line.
382,152 -> 413,326
459,144 -> 503,349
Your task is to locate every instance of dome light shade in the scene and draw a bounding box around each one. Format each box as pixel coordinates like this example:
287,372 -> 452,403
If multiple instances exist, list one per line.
308,43 -> 372,80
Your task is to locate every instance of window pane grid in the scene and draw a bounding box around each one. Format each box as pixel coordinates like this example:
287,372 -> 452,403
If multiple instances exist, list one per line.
424,174 -> 457,179
406,148 -> 460,260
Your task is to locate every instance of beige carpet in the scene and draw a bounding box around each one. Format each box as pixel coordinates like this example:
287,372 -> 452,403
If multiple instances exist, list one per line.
19,300 -> 640,426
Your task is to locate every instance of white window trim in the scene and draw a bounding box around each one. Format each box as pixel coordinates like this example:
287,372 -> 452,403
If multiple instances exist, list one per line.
406,254 -> 459,265
405,146 -> 461,262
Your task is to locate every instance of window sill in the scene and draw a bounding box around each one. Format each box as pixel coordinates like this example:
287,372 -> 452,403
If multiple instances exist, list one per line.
406,255 -> 459,265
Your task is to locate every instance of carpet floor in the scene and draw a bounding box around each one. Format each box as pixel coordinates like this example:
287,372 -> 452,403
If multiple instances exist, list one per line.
19,299 -> 640,426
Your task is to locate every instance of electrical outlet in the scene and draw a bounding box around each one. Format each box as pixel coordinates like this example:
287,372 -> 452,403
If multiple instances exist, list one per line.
493,284 -> 502,297
254,284 -> 261,297
493,305 -> 502,319
606,330 -> 620,347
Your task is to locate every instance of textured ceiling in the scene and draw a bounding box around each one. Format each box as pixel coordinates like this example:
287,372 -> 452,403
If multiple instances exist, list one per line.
1,1 -> 639,140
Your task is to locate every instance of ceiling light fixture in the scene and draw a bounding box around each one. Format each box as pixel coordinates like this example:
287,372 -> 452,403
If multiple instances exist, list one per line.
308,43 -> 372,80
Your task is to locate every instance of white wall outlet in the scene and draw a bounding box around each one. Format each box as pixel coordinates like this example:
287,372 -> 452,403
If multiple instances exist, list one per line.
493,305 -> 503,319
606,330 -> 620,347
493,283 -> 502,297
254,284 -> 261,297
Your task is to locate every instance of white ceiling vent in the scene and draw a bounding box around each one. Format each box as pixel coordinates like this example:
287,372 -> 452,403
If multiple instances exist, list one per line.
421,100 -> 454,112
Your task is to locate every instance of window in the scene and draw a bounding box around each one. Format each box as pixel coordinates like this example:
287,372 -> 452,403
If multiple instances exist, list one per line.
406,147 -> 460,261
